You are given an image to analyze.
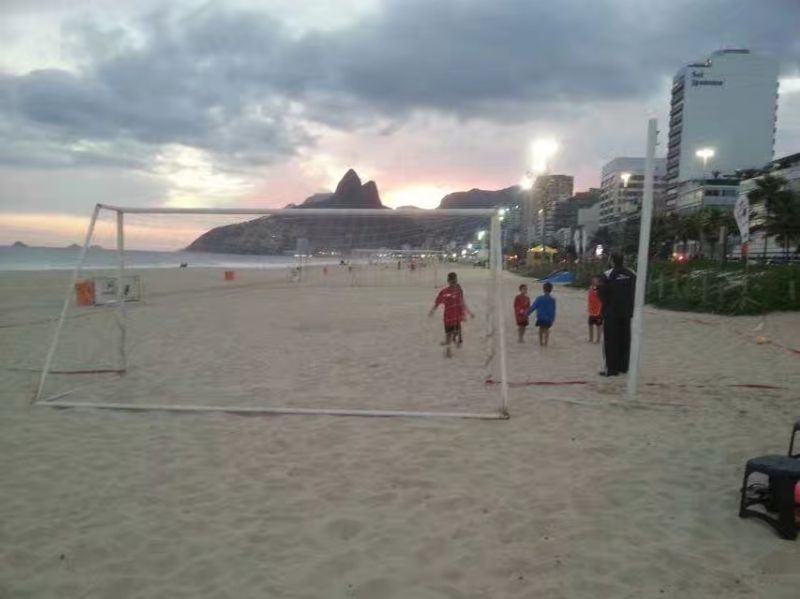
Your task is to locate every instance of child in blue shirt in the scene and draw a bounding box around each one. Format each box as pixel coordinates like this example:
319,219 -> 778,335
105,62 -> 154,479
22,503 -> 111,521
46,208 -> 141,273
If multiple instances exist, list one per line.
527,282 -> 556,347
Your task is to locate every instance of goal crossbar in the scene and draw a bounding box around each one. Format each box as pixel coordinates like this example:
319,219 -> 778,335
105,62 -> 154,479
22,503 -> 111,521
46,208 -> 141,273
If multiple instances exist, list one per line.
97,203 -> 500,217
35,203 -> 510,420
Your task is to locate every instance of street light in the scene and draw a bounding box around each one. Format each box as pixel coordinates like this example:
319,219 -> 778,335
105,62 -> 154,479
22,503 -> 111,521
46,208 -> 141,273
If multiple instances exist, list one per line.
519,174 -> 534,190
695,147 -> 715,169
531,138 -> 559,174
537,208 -> 544,242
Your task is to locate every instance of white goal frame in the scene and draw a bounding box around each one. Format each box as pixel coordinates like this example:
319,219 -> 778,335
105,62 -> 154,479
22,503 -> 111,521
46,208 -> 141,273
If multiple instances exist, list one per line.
34,203 -> 510,420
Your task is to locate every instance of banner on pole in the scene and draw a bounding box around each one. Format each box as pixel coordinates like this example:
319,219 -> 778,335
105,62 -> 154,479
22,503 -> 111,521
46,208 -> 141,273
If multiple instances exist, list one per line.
734,193 -> 749,242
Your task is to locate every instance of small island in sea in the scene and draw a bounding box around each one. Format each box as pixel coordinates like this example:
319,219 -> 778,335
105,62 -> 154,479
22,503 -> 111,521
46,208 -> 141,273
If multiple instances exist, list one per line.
11,241 -> 28,248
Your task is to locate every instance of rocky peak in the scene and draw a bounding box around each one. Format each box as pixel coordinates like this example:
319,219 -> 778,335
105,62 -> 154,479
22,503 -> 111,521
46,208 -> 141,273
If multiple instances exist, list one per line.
335,169 -> 363,197
360,180 -> 382,209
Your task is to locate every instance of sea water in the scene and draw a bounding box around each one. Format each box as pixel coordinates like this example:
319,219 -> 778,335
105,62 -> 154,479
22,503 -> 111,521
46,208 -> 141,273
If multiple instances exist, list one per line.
0,245 -> 314,272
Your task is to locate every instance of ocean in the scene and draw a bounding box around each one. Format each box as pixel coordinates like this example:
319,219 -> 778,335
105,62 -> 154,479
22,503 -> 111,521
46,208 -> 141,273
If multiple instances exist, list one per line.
0,245 -> 319,272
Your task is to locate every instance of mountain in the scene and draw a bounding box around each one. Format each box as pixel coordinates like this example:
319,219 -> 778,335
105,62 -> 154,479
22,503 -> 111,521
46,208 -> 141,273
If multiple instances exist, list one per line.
438,186 -> 521,210
12,241 -> 28,248
186,170 -> 504,255
186,170 -> 404,254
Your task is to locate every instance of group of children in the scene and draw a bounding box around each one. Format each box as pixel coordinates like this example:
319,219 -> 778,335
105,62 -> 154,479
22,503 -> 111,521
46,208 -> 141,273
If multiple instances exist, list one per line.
429,271 -> 604,355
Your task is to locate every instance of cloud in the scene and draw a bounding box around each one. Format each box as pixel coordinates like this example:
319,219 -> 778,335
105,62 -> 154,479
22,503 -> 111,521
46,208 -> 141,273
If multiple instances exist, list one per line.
0,0 -> 798,182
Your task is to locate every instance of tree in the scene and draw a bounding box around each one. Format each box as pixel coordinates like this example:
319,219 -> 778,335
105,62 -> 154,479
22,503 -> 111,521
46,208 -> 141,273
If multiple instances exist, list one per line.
763,188 -> 800,260
621,217 -> 641,257
590,227 -> 617,256
700,207 -> 736,260
682,210 -> 706,257
747,175 -> 789,259
650,215 -> 674,259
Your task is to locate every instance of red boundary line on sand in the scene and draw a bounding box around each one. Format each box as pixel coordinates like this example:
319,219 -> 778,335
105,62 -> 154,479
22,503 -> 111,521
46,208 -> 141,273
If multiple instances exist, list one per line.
485,379 -> 588,388
485,379 -> 789,391
6,367 -> 124,375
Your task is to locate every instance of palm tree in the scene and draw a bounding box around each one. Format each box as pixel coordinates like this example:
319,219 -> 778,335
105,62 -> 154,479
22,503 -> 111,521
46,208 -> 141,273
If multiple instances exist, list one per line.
683,210 -> 705,257
762,189 -> 800,260
747,174 -> 788,259
590,227 -> 616,255
650,215 -> 674,259
699,207 -> 729,260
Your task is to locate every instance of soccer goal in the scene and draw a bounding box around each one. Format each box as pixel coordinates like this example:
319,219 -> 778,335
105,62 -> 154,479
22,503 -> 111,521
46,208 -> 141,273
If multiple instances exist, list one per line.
35,203 -> 509,419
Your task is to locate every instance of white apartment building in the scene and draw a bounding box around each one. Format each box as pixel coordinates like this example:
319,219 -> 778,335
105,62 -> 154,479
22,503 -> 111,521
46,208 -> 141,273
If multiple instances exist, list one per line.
665,49 -> 779,210
599,157 -> 667,226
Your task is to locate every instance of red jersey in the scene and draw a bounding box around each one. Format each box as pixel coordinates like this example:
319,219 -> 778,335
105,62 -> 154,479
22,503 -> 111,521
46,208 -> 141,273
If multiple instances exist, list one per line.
434,285 -> 466,326
588,286 -> 602,317
513,293 -> 531,325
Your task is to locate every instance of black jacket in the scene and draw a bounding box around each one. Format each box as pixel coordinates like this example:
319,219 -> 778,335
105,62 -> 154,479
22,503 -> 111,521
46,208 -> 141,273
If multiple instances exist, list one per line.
599,267 -> 636,319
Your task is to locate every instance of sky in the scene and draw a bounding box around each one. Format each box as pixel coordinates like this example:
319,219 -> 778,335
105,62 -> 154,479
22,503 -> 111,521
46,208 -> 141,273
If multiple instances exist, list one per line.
1,0 -> 799,247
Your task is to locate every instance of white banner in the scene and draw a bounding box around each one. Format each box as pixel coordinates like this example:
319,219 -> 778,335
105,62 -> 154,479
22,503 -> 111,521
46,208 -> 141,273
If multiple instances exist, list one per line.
93,276 -> 141,305
734,193 -> 749,242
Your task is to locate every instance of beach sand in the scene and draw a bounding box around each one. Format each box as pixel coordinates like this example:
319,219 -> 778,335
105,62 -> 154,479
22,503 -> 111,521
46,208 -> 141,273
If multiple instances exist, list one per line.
1,267 -> 799,598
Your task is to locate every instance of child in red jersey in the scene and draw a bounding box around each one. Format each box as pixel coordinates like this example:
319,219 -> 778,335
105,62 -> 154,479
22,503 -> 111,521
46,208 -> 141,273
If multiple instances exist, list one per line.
513,283 -> 531,343
429,272 -> 473,357
587,275 -> 603,343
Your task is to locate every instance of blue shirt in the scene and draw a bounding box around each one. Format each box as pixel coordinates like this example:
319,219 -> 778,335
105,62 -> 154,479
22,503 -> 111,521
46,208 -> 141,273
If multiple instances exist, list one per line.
528,294 -> 556,324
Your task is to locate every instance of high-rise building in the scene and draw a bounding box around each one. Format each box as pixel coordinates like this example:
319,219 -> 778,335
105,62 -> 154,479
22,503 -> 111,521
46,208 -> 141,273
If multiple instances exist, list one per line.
599,157 -> 667,226
552,189 -> 601,231
524,174 -> 573,243
664,49 -> 779,211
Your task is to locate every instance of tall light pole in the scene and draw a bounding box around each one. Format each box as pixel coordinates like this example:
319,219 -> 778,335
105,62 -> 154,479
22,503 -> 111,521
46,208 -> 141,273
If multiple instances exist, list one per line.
695,147 -> 715,177
531,138 -> 559,175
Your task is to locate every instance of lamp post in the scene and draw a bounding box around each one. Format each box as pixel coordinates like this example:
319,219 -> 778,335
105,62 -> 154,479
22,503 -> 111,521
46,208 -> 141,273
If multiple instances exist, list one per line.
538,208 -> 544,244
695,147 -> 715,177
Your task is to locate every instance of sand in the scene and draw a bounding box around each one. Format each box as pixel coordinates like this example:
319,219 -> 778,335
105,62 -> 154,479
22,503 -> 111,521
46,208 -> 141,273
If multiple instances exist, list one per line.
1,266 -> 799,598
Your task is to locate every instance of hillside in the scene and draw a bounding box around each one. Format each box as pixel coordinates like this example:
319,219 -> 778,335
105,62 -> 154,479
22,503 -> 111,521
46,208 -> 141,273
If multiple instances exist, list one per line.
186,171 -> 509,254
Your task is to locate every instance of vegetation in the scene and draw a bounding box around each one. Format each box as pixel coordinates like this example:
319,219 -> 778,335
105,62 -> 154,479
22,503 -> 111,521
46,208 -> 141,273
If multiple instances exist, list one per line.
510,178 -> 800,315
747,175 -> 800,260
645,261 -> 800,315
588,207 -> 739,261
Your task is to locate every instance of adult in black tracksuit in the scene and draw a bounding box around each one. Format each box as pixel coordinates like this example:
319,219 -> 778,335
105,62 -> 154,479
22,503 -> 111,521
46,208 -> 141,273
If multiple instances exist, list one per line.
598,253 -> 636,376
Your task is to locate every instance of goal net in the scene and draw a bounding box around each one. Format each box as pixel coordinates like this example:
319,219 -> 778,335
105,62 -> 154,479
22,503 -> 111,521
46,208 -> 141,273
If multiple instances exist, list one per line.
35,204 -> 509,419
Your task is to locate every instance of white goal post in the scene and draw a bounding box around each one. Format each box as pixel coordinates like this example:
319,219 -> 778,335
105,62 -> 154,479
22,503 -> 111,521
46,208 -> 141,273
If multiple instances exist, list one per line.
35,203 -> 510,420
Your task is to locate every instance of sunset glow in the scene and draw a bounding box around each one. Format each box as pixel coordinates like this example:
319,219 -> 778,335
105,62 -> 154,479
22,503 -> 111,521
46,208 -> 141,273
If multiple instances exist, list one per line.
383,185 -> 453,210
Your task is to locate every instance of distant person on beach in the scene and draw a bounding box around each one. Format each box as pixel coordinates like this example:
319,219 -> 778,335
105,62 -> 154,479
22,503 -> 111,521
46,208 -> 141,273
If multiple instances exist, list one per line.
527,282 -> 556,347
598,253 -> 636,376
429,272 -> 473,358
587,276 -> 603,343
513,284 -> 531,343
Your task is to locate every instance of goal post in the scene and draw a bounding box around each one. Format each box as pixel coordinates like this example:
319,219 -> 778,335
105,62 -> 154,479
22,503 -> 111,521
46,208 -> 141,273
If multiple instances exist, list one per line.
35,203 -> 510,419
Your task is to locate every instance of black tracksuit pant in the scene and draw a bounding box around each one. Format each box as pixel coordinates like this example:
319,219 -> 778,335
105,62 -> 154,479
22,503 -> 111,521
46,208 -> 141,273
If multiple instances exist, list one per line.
603,316 -> 631,374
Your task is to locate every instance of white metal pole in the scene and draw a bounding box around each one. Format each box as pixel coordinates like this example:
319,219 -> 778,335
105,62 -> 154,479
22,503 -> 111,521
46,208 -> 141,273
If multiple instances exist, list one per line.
491,214 -> 510,416
98,205 -> 498,217
36,400 -> 508,420
627,118 -> 658,400
115,210 -> 127,372
34,204 -> 102,402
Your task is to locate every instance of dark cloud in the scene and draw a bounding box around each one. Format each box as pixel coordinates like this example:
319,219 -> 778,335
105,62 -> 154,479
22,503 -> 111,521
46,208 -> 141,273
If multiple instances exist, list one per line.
1,0 -> 798,171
